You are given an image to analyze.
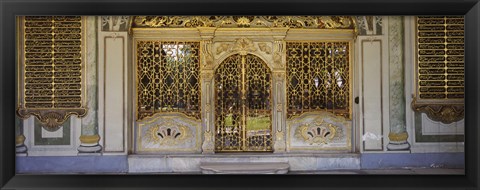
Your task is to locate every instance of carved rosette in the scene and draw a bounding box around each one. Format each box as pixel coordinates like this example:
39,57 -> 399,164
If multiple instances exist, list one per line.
411,98 -> 464,124
16,108 -> 87,132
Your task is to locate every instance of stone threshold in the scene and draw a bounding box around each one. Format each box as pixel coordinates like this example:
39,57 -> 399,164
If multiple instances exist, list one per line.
128,153 -> 361,173
200,162 -> 290,174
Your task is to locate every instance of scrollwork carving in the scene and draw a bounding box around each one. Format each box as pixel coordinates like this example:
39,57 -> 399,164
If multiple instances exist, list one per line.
215,43 -> 232,55
411,97 -> 464,124
232,38 -> 256,55
17,108 -> 87,131
133,16 -> 355,29
257,43 -> 271,54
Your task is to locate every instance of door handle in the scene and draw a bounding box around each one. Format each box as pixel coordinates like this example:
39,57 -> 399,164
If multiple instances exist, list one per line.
355,96 -> 359,104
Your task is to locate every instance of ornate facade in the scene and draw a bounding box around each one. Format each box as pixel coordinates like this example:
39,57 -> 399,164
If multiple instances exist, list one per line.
15,16 -> 464,174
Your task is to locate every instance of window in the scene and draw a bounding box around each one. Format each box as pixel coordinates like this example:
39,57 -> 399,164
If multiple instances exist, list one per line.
136,41 -> 201,120
286,41 -> 351,119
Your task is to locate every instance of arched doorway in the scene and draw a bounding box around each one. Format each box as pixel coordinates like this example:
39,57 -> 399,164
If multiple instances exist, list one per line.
214,54 -> 272,152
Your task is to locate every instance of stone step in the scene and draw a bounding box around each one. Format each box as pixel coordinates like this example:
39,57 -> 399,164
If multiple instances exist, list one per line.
200,162 -> 289,174
128,154 -> 360,173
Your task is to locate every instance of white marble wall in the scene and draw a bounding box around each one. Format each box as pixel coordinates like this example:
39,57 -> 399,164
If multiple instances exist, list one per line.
98,16 -> 130,154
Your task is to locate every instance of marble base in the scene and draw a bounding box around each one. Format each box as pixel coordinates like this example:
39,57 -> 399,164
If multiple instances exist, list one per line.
16,145 -> 28,155
200,162 -> 289,174
128,153 -> 360,173
387,141 -> 411,151
77,144 -> 102,155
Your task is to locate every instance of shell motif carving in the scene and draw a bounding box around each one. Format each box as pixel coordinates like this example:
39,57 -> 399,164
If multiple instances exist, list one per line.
145,122 -> 192,146
295,120 -> 339,145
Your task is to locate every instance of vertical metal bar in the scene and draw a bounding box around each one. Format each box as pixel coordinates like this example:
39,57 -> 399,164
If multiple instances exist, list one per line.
241,55 -> 247,151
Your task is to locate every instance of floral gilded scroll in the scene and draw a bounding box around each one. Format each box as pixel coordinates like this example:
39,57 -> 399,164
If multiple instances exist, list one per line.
412,16 -> 464,124
16,16 -> 87,131
132,16 -> 355,29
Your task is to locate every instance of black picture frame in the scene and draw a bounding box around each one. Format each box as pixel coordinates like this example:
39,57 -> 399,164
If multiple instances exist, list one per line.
1,0 -> 479,189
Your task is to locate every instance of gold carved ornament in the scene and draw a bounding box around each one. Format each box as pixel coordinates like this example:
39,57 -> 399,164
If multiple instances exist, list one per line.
132,16 -> 355,29
17,16 -> 87,131
295,120 -> 338,145
412,16 -> 464,124
286,42 -> 351,119
144,122 -> 192,146
136,41 -> 201,120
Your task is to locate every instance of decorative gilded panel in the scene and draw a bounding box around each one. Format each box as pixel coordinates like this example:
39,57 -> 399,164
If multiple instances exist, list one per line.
16,16 -> 87,131
137,112 -> 201,153
136,40 -> 201,120
287,111 -> 351,151
412,16 -> 464,124
286,41 -> 351,119
133,16 -> 355,29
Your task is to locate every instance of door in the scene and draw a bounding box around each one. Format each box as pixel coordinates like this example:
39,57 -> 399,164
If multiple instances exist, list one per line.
214,54 -> 272,152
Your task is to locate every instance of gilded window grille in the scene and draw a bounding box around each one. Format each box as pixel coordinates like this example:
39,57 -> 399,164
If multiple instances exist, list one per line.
286,42 -> 351,119
136,41 -> 201,120
412,16 -> 464,124
214,54 -> 272,152
16,16 -> 87,131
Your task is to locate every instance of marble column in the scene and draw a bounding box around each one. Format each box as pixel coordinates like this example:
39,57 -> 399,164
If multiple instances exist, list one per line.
387,16 -> 410,151
78,16 -> 102,154
198,27 -> 216,154
272,38 -> 287,153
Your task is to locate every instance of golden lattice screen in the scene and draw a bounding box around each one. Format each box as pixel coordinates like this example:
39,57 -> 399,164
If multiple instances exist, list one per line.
214,54 -> 272,152
136,41 -> 201,120
286,42 -> 351,119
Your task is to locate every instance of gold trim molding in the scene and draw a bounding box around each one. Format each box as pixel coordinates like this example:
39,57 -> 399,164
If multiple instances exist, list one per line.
411,97 -> 464,124
388,132 -> 408,142
133,16 -> 355,29
79,134 -> 101,144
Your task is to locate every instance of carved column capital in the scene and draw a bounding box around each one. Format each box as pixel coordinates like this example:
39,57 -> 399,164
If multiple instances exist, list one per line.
272,40 -> 285,68
200,71 -> 214,80
201,40 -> 214,69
